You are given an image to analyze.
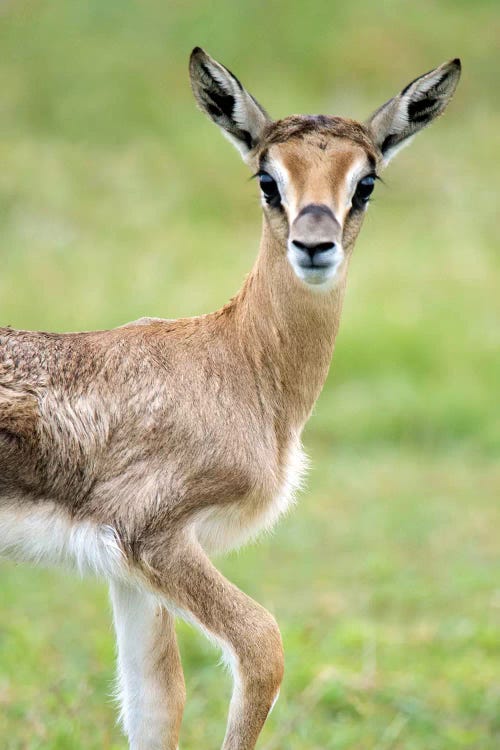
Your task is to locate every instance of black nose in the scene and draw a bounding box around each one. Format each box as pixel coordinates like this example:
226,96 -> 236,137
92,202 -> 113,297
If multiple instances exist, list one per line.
292,240 -> 336,261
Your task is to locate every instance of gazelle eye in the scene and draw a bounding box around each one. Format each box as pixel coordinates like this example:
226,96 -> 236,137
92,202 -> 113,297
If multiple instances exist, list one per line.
258,172 -> 281,208
354,174 -> 376,206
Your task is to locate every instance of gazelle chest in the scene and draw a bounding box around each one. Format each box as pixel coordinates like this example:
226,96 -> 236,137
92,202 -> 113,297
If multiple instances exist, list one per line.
194,434 -> 308,554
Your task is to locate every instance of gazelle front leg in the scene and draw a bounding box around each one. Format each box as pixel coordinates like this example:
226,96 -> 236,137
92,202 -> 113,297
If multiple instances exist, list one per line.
142,537 -> 284,750
109,580 -> 185,750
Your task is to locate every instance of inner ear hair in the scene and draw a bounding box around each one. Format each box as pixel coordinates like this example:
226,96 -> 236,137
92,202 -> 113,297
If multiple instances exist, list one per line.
196,59 -> 254,150
367,58 -> 461,163
190,47 -> 271,157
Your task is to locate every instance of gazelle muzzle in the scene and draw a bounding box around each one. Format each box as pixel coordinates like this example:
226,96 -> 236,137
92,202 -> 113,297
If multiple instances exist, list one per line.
288,204 -> 344,286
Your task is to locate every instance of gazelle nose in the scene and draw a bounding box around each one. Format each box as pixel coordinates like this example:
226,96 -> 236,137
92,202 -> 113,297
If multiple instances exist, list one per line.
290,204 -> 342,266
291,240 -> 336,262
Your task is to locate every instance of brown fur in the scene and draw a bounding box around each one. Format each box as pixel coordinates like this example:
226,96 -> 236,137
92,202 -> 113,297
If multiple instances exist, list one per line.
0,234 -> 346,544
0,48 -> 460,750
260,114 -> 378,154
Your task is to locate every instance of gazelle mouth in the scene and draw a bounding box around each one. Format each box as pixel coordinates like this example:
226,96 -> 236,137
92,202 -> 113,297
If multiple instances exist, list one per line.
287,242 -> 344,287
297,258 -> 334,269
296,265 -> 341,286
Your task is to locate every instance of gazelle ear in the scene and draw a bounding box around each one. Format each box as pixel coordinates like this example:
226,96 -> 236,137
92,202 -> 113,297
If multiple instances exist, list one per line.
189,47 -> 271,160
366,58 -> 461,165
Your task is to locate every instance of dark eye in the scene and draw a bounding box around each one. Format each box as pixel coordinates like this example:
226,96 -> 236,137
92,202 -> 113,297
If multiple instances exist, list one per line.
354,174 -> 376,207
258,172 -> 281,208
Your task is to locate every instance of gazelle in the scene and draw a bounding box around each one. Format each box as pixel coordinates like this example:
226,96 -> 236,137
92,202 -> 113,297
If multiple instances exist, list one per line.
0,48 -> 460,749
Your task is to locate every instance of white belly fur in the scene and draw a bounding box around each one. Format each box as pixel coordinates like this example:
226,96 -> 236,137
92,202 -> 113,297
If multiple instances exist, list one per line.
0,497 -> 126,579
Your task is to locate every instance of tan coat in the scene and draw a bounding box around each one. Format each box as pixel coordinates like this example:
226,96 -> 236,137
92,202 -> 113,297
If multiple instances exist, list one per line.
0,48 -> 461,750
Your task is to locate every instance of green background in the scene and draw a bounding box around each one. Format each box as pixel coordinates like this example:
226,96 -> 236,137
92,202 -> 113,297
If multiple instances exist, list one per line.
0,1 -> 498,748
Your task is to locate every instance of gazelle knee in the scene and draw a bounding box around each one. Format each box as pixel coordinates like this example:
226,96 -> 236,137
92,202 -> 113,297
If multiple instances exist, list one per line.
240,612 -> 284,703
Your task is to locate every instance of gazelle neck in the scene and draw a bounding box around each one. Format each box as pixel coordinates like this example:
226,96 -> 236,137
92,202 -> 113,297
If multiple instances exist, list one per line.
234,218 -> 348,431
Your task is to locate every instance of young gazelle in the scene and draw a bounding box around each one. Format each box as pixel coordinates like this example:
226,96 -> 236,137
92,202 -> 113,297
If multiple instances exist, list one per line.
0,48 -> 460,749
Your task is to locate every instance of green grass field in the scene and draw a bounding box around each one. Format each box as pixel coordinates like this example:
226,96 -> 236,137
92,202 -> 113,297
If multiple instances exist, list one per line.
0,1 -> 499,748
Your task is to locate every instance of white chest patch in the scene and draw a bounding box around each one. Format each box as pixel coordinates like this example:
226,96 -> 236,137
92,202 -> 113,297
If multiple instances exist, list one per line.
194,436 -> 309,554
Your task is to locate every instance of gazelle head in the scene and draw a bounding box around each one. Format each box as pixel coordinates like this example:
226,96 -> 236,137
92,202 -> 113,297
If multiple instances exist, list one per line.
190,48 -> 461,289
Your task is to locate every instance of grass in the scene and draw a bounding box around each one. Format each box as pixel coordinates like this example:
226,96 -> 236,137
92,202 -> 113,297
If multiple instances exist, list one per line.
0,1 -> 499,748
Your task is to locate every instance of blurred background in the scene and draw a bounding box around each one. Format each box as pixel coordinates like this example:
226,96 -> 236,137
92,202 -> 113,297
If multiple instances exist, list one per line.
0,1 -> 498,748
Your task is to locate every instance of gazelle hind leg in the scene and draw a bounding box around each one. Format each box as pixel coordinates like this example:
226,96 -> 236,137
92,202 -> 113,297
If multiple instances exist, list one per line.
142,538 -> 284,750
109,580 -> 185,750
